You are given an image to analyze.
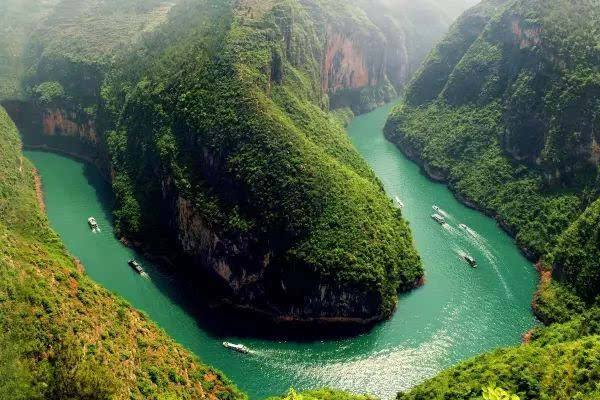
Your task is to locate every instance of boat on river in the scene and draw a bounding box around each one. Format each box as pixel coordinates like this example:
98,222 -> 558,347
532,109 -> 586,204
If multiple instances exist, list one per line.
128,259 -> 145,275
223,342 -> 251,354
431,213 -> 445,225
87,217 -> 99,232
462,254 -> 477,268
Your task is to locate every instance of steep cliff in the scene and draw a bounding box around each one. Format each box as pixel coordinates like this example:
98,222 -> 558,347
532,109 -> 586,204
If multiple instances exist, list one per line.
0,105 -> 245,400
2,0 -> 461,327
313,0 -> 478,113
385,0 -> 600,320
100,0 -> 423,326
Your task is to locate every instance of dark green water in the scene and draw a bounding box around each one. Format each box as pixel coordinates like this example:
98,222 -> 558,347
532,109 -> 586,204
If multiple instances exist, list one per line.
25,102 -> 537,399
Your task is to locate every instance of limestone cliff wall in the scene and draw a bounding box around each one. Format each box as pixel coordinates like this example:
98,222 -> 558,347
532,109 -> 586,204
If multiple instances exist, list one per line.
3,100 -> 110,176
321,30 -> 384,94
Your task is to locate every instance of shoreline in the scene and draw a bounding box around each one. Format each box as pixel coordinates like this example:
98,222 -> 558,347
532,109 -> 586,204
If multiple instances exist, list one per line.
23,144 -> 111,182
26,143 -> 426,336
384,131 -> 546,326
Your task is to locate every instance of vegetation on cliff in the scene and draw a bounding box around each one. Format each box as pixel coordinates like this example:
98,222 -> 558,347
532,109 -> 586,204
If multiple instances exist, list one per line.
384,1 -> 600,399
0,105 -> 244,399
100,0 -> 423,321
4,0 -> 435,323
385,0 -> 600,318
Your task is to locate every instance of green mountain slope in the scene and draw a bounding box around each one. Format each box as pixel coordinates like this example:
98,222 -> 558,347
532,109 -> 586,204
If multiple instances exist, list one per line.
102,0 -> 423,324
0,0 -> 60,99
384,1 -> 600,399
385,0 -> 600,321
0,105 -> 244,399
2,0 -> 449,325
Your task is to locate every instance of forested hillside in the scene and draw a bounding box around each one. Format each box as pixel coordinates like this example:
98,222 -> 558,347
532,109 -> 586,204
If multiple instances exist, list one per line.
385,0 -> 600,322
0,105 -> 244,400
0,0 -> 60,98
386,1 -> 600,399
0,0 -> 490,326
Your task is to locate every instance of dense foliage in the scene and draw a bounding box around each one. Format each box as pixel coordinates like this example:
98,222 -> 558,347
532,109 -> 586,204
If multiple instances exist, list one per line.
385,0 -> 600,317
99,0 -> 423,319
0,0 -> 59,99
384,1 -> 600,399
0,105 -> 245,400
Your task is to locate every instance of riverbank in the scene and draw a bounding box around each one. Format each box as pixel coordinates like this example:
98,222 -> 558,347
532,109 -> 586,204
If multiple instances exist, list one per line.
382,126 -> 549,324
25,101 -> 537,399
383,129 -> 540,251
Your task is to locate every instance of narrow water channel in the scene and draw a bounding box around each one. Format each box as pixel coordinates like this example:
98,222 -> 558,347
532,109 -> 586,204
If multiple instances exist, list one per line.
25,102 -> 537,399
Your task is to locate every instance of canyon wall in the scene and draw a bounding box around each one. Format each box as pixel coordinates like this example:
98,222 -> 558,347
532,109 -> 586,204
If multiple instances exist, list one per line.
2,0 -> 471,328
386,0 -> 600,322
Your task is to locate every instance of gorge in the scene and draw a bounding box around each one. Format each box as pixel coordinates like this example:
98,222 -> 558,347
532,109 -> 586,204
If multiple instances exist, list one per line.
25,100 -> 537,399
3,0 -> 600,399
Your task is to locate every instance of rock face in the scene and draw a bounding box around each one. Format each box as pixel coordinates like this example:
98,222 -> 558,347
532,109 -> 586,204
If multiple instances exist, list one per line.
322,30 -> 377,93
1,0 -> 482,328
41,107 -> 98,143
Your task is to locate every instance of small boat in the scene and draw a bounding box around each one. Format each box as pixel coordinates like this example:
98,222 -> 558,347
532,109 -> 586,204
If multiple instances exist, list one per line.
394,196 -> 405,208
459,223 -> 468,230
88,217 -> 99,231
223,342 -> 251,354
462,254 -> 477,268
431,213 -> 445,224
128,259 -> 145,274
432,205 -> 441,213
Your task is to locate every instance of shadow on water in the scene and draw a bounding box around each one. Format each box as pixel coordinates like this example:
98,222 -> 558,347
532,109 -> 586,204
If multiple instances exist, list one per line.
60,150 -> 382,342
82,163 -> 115,223
25,98 -> 538,398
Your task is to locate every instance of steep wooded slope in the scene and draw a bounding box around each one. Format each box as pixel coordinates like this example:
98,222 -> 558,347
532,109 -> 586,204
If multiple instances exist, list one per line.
0,105 -> 244,400
385,0 -> 600,320
99,0 -> 423,325
1,0 -> 465,325
385,2 -> 600,398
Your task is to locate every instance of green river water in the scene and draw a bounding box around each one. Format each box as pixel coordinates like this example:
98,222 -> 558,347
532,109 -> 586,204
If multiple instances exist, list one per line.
25,102 -> 538,399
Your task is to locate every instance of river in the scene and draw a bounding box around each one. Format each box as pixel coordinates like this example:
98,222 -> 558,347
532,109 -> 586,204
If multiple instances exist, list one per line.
24,102 -> 537,399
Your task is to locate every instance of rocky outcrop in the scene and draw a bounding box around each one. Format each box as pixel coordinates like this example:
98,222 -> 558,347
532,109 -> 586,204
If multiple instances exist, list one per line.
321,30 -> 383,94
511,18 -> 542,49
41,107 -> 98,144
157,156 -> 401,330
3,100 -> 110,176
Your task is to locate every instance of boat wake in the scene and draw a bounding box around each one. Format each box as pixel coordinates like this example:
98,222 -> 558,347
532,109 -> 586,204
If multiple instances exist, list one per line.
432,205 -> 449,218
456,227 -> 513,298
442,223 -> 458,236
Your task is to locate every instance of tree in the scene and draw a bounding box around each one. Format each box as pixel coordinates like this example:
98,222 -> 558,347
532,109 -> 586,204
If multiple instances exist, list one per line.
482,386 -> 520,400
